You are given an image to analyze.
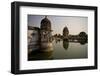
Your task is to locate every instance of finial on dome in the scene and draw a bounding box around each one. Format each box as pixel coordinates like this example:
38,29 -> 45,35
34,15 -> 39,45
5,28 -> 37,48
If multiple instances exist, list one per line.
45,16 -> 47,18
65,24 -> 68,27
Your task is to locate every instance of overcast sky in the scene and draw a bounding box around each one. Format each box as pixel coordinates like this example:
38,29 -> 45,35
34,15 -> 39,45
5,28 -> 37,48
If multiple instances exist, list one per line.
28,15 -> 88,35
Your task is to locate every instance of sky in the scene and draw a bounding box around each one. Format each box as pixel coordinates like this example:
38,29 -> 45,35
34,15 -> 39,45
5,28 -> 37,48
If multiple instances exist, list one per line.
28,15 -> 88,35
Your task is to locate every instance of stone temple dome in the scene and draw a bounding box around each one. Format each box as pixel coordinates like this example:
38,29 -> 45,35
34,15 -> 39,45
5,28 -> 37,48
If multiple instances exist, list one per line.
63,26 -> 69,37
40,16 -> 51,31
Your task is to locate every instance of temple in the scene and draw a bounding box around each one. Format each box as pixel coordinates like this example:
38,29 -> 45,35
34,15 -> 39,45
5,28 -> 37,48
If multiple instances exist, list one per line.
40,16 -> 52,42
28,16 -> 53,53
63,26 -> 69,39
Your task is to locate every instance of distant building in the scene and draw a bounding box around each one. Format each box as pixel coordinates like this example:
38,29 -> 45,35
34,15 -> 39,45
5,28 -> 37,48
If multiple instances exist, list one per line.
28,26 -> 40,43
63,26 -> 69,39
28,26 -> 40,53
28,26 -> 34,44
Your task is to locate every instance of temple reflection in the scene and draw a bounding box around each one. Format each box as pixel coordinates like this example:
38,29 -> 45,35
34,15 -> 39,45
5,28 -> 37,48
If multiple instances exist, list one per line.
63,39 -> 69,50
28,48 -> 53,60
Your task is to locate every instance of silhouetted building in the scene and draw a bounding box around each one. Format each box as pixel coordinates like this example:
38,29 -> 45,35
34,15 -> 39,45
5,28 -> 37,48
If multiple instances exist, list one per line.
63,26 -> 69,39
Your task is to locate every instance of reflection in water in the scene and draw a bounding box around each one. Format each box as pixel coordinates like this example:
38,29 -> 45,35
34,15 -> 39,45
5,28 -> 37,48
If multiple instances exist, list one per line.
63,39 -> 69,50
28,39 -> 87,61
40,42 -> 53,52
78,40 -> 87,45
28,48 -> 53,60
28,42 -> 53,60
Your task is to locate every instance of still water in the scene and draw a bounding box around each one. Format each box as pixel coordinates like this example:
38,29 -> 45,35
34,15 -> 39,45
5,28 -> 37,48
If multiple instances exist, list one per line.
28,40 -> 88,61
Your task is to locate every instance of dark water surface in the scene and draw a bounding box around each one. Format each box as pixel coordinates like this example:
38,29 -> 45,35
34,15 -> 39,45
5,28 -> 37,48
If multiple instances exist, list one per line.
28,40 -> 88,61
